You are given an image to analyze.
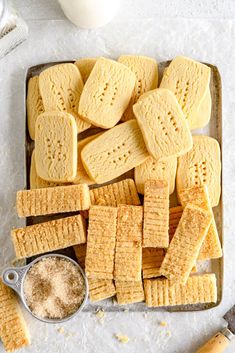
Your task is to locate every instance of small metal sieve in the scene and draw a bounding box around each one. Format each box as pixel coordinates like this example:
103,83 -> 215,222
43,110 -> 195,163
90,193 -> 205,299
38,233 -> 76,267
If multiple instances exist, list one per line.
1,253 -> 88,324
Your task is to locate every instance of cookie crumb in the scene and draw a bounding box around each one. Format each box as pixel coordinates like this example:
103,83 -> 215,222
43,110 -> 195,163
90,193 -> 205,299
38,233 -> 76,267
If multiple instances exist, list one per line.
57,327 -> 65,334
166,330 -> 172,337
95,309 -> 105,319
115,334 -> 130,343
159,321 -> 167,327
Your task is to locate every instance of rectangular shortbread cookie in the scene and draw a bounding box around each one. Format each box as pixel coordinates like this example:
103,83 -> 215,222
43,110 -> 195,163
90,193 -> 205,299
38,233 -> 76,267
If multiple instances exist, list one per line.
39,63 -> 90,132
0,280 -> 30,352
81,120 -> 149,184
89,279 -> 116,302
11,214 -> 86,258
114,205 -> 143,281
90,179 -> 140,207
135,156 -> 177,195
169,206 -> 183,241
115,280 -> 144,305
74,57 -> 97,83
178,186 -> 222,260
160,56 -> 211,130
118,55 -> 158,121
143,180 -> 169,248
144,273 -> 217,307
16,184 -> 90,217
133,88 -> 193,160
160,203 -> 212,284
78,57 -> 136,129
142,248 -> 165,279
177,135 -> 221,207
30,150 -> 67,189
85,206 -> 117,279
27,76 -> 44,140
35,112 -> 77,182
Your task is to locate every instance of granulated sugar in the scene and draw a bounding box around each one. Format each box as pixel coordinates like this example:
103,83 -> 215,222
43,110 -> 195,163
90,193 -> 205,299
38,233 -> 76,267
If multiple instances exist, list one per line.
23,257 -> 85,319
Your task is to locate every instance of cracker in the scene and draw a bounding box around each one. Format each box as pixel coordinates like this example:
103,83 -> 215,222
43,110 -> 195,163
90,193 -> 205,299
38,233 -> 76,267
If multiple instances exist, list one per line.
114,205 -> 143,281
135,156 -> 177,195
143,180 -> 169,248
118,55 -> 158,121
115,280 -> 144,305
177,135 -> 221,207
30,150 -> 67,189
178,186 -> 222,260
74,243 -> 87,269
81,120 -> 149,183
133,88 -> 193,160
16,184 -> 90,217
89,279 -> 116,302
27,76 -> 44,140
85,206 -> 117,279
144,273 -> 217,307
160,56 -> 211,129
35,112 -> 77,182
39,63 -> 90,132
169,206 -> 183,241
73,134 -> 102,185
90,179 -> 140,207
0,280 -> 30,352
160,204 -> 212,284
74,57 -> 97,82
12,214 -> 86,258
78,57 -> 136,128
142,248 -> 165,279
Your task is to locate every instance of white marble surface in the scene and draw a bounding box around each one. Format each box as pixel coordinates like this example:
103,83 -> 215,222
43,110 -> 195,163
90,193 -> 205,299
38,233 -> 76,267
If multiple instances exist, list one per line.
1,1 -> 235,352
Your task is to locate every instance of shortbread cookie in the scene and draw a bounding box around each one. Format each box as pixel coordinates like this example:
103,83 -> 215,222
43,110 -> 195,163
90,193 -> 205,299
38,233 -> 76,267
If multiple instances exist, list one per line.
118,55 -> 158,121
85,206 -> 117,280
135,156 -> 177,195
27,76 -> 44,140
73,134 -> 102,185
81,120 -> 149,183
74,243 -> 87,269
133,88 -> 193,160
12,214 -> 86,258
90,179 -> 140,207
115,280 -> 144,305
143,180 -> 169,248
178,186 -> 222,260
191,88 -> 211,130
169,206 -> 183,241
142,248 -> 165,279
39,63 -> 90,132
177,135 -> 221,207
35,112 -> 77,182
16,184 -> 90,217
78,57 -> 136,128
0,280 -> 30,352
30,150 -> 66,189
74,57 -> 97,82
144,273 -> 217,307
114,205 -> 143,281
89,279 -> 116,302
160,204 -> 211,284
160,56 -> 211,129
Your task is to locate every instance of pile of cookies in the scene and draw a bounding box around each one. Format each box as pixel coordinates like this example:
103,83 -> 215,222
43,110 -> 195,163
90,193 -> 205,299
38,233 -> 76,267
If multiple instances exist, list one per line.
0,55 -> 222,352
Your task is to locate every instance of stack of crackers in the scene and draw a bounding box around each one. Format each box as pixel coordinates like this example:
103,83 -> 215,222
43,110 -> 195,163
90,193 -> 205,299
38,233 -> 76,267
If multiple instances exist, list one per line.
0,55 -> 222,352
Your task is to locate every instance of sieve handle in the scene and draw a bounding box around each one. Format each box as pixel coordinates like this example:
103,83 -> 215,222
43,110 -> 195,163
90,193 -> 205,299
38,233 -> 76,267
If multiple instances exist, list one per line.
2,266 -> 27,295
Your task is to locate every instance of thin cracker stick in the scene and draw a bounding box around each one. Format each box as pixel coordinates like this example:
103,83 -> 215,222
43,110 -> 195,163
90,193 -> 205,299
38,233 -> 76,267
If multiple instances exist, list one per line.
16,184 -> 90,217
89,279 -> 116,302
142,248 -> 165,279
143,180 -> 169,248
114,205 -> 143,281
85,206 -> 117,279
0,280 -> 30,352
160,203 -> 212,284
12,214 -> 86,258
144,273 -> 217,307
115,281 -> 144,305
178,186 -> 222,260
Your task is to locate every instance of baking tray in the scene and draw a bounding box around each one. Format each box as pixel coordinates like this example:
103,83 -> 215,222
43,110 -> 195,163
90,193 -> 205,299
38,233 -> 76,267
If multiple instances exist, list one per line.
24,60 -> 223,312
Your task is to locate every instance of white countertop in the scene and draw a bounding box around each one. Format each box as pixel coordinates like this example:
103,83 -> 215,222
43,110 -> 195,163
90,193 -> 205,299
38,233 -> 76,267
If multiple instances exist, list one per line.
1,1 -> 235,352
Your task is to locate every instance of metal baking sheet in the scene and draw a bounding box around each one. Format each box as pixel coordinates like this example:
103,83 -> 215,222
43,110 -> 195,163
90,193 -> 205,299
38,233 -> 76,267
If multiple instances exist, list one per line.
24,60 -> 223,312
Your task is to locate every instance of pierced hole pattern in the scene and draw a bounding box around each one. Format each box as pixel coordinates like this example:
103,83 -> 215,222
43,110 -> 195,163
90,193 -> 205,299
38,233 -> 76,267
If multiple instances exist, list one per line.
174,79 -> 190,118
107,143 -> 131,164
137,79 -> 142,96
194,161 -> 207,185
51,83 -> 66,112
68,88 -> 77,110
99,82 -> 109,102
110,86 -> 118,106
